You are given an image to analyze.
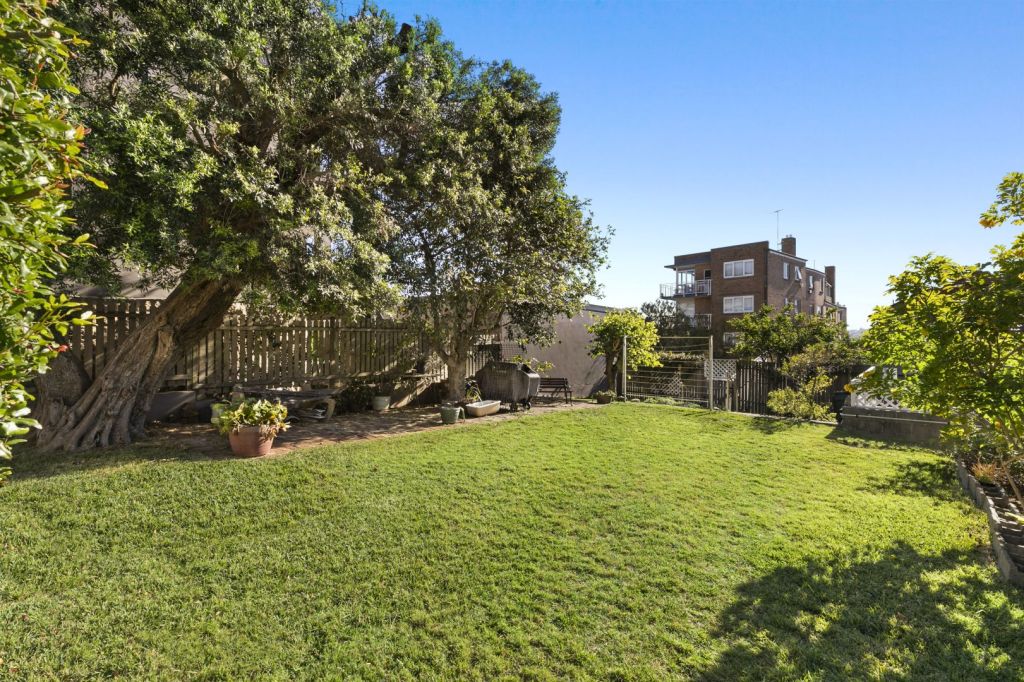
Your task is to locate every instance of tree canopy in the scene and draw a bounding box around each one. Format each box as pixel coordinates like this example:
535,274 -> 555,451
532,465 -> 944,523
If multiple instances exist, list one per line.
58,0 -> 422,313
0,0 -> 97,476
383,55 -> 608,397
640,299 -> 702,337
728,305 -> 847,365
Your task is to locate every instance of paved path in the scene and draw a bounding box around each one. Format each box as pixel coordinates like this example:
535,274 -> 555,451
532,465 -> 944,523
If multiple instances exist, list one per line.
148,400 -> 602,456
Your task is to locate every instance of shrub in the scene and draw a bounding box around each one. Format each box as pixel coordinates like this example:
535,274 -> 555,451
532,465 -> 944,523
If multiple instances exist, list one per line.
766,372 -> 834,421
971,462 -> 999,486
335,379 -> 375,413
0,0 -> 99,481
643,397 -> 679,406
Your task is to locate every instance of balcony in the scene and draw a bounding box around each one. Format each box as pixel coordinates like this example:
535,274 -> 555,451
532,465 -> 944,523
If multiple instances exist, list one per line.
659,279 -> 711,299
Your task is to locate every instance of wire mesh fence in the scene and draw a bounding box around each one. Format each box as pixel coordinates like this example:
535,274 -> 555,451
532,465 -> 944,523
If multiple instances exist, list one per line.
625,336 -> 715,407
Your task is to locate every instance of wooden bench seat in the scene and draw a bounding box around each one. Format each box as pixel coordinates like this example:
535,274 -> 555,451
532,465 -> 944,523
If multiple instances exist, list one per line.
538,377 -> 573,404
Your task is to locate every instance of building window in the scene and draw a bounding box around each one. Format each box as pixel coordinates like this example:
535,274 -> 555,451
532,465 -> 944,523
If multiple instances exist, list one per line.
783,262 -> 789,280
794,266 -> 802,281
808,275 -> 814,293
723,295 -> 754,314
794,299 -> 801,314
722,331 -> 742,348
723,259 -> 754,278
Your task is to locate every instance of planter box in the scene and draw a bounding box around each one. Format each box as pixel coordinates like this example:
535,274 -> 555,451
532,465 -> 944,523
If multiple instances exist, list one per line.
956,460 -> 1024,588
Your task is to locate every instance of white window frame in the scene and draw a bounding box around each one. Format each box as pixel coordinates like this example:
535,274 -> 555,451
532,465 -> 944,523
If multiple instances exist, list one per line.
723,259 -> 754,279
722,331 -> 742,347
723,295 -> 754,314
794,266 -> 802,282
808,275 -> 814,293
783,261 -> 789,280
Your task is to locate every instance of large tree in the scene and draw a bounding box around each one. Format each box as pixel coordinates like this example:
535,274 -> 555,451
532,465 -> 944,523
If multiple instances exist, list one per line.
384,57 -> 609,399
38,1 -> 443,449
0,0 -> 98,476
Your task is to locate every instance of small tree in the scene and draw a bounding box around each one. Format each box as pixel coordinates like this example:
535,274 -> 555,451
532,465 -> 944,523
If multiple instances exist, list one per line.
588,309 -> 661,394
0,0 -> 98,480
729,305 -> 846,365
862,172 -> 1024,501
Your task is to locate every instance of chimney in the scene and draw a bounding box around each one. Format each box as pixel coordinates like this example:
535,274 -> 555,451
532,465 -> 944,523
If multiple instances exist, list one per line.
780,235 -> 796,255
825,265 -> 836,298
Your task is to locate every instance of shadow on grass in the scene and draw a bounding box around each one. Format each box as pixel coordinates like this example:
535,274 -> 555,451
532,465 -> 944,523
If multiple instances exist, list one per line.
9,440 -> 233,482
825,427 -> 942,453
749,417 -> 800,435
861,458 -> 965,504
697,543 -> 1023,681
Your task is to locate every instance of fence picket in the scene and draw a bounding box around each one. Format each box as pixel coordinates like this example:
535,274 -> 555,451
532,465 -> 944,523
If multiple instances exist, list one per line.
65,298 -> 495,394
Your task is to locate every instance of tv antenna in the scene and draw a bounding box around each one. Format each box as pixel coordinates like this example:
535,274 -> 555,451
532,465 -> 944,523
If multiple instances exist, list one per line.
772,209 -> 784,247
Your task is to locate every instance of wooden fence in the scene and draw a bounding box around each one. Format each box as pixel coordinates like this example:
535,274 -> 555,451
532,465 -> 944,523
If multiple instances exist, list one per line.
68,298 -> 493,393
732,361 -> 796,414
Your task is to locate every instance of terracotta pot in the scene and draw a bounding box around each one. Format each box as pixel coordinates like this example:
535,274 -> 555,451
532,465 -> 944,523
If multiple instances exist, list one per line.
228,426 -> 275,457
595,394 -> 613,404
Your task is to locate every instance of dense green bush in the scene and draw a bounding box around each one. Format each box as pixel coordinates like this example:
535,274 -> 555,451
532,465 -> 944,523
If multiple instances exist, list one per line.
766,375 -> 834,421
0,0 -> 99,481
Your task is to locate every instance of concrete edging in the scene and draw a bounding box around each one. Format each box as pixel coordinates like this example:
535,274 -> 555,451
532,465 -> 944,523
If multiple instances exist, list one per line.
956,459 -> 1024,587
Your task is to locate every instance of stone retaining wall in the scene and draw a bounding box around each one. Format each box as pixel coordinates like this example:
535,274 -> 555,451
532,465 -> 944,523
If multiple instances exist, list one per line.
837,405 -> 945,447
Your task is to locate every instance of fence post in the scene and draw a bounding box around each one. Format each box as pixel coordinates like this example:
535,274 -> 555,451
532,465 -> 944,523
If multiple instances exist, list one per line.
621,334 -> 628,398
708,335 -> 714,409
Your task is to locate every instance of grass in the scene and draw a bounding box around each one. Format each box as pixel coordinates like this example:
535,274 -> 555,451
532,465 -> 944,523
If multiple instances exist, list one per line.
2,404 -> 1022,679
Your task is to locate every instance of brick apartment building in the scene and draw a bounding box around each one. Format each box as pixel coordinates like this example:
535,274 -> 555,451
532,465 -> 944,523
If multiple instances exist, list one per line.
659,235 -> 847,352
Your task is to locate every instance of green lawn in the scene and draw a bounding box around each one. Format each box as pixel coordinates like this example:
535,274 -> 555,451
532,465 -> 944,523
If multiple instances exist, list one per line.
2,404 -> 1021,679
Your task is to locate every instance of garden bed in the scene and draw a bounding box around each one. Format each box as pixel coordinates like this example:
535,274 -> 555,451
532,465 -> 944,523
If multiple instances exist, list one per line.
956,459 -> 1024,587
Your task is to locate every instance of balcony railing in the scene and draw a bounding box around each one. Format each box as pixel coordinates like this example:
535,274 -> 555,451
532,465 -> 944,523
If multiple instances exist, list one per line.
659,279 -> 711,298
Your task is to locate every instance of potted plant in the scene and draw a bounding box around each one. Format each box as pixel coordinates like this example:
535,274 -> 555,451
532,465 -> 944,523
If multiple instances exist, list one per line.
217,399 -> 290,457
593,390 -> 615,405
371,375 -> 397,412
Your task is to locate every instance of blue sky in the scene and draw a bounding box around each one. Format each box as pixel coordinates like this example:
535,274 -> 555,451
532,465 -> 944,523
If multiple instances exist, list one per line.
372,0 -> 1024,328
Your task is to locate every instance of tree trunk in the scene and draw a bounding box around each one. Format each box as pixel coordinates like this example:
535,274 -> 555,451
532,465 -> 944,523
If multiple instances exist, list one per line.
30,351 -> 91,440
446,354 -> 468,401
605,354 -> 618,394
36,277 -> 241,451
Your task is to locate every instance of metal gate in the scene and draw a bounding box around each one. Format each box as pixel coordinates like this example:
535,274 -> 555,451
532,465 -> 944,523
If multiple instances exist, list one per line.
624,336 -> 718,408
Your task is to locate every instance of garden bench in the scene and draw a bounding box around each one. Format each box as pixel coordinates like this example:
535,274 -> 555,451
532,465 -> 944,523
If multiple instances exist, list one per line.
538,377 -> 573,404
